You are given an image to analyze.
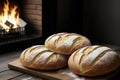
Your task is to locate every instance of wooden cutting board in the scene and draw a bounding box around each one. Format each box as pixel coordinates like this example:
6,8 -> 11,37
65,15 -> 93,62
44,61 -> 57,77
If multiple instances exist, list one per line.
8,59 -> 120,80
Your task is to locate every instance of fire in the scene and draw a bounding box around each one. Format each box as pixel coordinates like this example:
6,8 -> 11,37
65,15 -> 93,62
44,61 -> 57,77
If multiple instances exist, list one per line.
0,0 -> 19,32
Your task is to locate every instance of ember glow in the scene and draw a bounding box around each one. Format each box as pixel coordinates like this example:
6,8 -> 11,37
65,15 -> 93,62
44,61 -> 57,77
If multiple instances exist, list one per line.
0,0 -> 19,32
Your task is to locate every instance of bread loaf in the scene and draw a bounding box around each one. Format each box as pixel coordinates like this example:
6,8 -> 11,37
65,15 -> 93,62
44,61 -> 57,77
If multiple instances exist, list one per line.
45,32 -> 91,55
68,45 -> 120,77
20,45 -> 68,70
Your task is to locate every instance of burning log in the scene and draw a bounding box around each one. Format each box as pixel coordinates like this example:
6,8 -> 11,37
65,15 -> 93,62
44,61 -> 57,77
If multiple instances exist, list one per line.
4,19 -> 27,30
0,18 -> 27,38
4,20 -> 14,29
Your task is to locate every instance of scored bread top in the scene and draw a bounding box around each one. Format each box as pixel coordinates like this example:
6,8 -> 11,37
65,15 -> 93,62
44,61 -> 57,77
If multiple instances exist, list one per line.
45,32 -> 91,55
68,45 -> 120,76
20,45 -> 68,70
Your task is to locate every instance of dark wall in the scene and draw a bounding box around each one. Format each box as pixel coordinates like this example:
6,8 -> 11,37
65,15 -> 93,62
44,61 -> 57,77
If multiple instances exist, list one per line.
43,0 -> 120,46
56,0 -> 84,34
83,0 -> 120,46
42,0 -> 84,40
42,0 -> 57,41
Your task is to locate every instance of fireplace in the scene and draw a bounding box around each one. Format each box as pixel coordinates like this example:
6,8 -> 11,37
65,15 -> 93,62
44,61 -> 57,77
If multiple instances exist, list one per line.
0,0 -> 42,52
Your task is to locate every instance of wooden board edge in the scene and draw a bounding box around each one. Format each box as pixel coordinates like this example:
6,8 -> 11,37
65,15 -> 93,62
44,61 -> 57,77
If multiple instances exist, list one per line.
8,59 -> 120,80
8,59 -> 60,80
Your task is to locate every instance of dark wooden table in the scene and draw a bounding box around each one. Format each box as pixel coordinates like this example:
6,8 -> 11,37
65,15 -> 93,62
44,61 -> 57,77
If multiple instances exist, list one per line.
1,44 -> 120,80
0,49 -> 44,80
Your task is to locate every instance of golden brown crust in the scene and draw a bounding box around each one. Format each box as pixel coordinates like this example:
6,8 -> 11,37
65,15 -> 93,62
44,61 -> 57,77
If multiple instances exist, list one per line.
20,45 -> 68,70
68,45 -> 120,77
45,32 -> 91,55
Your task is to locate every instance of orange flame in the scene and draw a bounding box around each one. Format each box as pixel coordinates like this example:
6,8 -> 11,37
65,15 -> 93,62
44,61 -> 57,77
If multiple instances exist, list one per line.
0,0 -> 19,32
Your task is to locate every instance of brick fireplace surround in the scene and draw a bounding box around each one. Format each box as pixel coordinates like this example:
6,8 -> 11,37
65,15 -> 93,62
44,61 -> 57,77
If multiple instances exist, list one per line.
21,0 -> 42,33
0,0 -> 42,52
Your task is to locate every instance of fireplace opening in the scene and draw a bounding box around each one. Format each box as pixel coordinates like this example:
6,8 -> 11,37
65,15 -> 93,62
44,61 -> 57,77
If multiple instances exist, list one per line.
0,0 -> 42,52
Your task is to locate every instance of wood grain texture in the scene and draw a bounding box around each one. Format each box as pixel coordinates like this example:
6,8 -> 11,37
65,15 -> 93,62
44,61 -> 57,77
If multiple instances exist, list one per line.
10,74 -> 43,80
8,59 -> 120,80
0,50 -> 22,72
0,50 -> 44,80
0,70 -> 23,80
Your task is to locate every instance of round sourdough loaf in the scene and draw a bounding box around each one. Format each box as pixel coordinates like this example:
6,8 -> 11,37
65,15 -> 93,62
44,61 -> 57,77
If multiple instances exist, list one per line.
45,32 -> 91,55
20,45 -> 68,70
68,45 -> 120,77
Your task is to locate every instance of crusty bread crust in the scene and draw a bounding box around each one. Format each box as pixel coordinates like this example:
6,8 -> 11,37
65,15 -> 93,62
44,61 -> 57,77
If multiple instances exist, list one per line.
20,45 -> 68,70
45,32 -> 91,55
68,45 -> 120,77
